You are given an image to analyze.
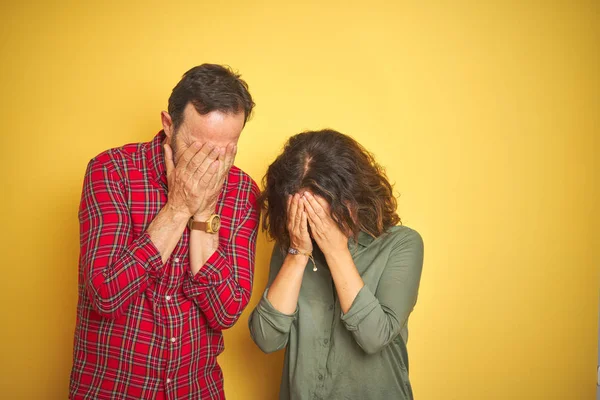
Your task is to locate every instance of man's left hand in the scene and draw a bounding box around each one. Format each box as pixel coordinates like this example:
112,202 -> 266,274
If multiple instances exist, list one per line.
194,143 -> 237,220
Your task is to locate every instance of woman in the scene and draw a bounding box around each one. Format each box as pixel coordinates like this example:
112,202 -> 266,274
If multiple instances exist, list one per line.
248,129 -> 424,400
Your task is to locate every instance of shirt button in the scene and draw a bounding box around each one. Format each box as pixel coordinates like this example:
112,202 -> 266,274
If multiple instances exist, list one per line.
165,295 -> 172,301
166,378 -> 172,384
324,339 -> 329,345
170,337 -> 176,343
318,373 -> 323,380
328,304 -> 334,310
174,257 -> 180,263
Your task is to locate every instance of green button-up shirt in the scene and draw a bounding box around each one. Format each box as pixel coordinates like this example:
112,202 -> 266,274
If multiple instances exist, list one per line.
249,226 -> 424,400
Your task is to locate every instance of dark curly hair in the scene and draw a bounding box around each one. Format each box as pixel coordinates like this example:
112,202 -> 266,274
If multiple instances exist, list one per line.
260,129 -> 401,248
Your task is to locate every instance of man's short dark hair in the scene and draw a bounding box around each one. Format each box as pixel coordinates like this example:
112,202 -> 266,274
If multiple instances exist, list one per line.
168,64 -> 255,130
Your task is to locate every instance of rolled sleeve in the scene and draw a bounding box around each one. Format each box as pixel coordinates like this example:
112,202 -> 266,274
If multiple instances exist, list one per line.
340,285 -> 379,331
127,232 -> 164,278
81,157 -> 168,319
248,245 -> 296,353
182,182 -> 260,330
340,229 -> 424,355
256,288 -> 298,333
183,248 -> 233,297
249,288 -> 298,354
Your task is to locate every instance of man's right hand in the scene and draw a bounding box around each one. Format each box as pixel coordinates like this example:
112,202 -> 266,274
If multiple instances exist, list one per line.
163,142 -> 221,217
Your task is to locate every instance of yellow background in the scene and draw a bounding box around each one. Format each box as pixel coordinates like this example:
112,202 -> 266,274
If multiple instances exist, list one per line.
1,1 -> 598,399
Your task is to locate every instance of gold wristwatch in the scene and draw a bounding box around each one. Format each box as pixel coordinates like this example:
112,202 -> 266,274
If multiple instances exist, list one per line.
188,214 -> 221,234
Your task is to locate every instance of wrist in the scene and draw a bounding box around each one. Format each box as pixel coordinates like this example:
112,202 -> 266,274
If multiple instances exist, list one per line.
193,209 -> 215,221
285,253 -> 309,266
165,202 -> 192,222
322,245 -> 351,262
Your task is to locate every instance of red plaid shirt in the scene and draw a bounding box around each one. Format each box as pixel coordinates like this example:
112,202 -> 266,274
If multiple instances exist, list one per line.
69,132 -> 260,400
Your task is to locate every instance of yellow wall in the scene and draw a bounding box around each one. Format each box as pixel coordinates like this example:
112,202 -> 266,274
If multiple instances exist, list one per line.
1,1 -> 598,399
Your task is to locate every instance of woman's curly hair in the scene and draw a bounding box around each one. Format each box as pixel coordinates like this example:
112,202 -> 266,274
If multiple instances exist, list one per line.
259,129 -> 401,248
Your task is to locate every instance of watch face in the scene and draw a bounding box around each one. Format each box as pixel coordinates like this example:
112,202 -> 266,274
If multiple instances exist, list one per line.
210,215 -> 221,232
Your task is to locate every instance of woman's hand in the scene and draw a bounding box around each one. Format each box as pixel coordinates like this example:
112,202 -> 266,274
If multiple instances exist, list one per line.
302,192 -> 349,256
287,194 -> 313,253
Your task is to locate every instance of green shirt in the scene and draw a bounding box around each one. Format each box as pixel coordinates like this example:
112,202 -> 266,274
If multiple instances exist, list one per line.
248,226 -> 424,400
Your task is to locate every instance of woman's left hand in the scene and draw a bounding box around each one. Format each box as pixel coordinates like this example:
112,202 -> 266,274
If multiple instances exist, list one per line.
302,191 -> 349,256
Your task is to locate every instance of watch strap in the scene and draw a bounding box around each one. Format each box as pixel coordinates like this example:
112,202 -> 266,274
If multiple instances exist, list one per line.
188,219 -> 209,231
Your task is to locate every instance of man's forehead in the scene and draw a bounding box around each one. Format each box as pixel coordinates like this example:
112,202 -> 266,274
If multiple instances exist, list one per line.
180,106 -> 244,142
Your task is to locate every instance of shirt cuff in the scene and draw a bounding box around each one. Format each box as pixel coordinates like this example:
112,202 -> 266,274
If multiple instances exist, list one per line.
128,231 -> 164,279
184,248 -> 233,297
340,285 -> 379,331
255,288 -> 298,334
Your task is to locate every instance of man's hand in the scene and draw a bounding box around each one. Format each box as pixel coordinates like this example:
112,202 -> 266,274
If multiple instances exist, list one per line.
163,142 -> 221,218
193,143 -> 237,220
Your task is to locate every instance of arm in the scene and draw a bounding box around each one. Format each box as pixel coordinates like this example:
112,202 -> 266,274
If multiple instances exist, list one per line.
80,158 -> 185,319
249,194 -> 312,353
302,191 -> 364,313
340,229 -> 424,354
188,144 -> 235,274
182,183 -> 261,330
248,246 -> 302,353
302,191 -> 424,355
81,142 -> 220,319
265,194 -> 311,314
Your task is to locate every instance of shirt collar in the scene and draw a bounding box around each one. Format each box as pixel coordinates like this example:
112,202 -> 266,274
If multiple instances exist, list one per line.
146,130 -> 167,189
348,231 -> 375,255
357,231 -> 375,247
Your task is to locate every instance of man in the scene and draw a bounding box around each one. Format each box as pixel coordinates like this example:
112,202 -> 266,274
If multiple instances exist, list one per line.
69,64 -> 259,399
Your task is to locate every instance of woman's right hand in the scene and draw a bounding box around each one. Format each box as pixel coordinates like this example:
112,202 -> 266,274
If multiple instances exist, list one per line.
287,193 -> 313,254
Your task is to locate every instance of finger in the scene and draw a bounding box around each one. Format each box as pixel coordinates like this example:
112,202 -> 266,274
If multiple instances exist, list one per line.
190,143 -> 217,171
294,197 -> 304,230
288,194 -> 300,231
300,210 -> 308,233
205,160 -> 221,193
306,216 -> 319,239
210,153 -> 229,193
313,194 -> 331,213
302,197 -> 320,225
189,145 -> 220,184
176,141 -> 202,168
303,192 -> 327,218
216,145 -> 234,185
197,159 -> 220,189
164,144 -> 174,175
220,143 -> 237,171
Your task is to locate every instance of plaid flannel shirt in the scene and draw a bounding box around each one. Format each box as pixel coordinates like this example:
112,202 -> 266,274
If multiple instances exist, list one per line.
69,131 -> 260,399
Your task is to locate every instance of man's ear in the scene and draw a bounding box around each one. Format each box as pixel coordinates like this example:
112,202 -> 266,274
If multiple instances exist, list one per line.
161,111 -> 174,139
